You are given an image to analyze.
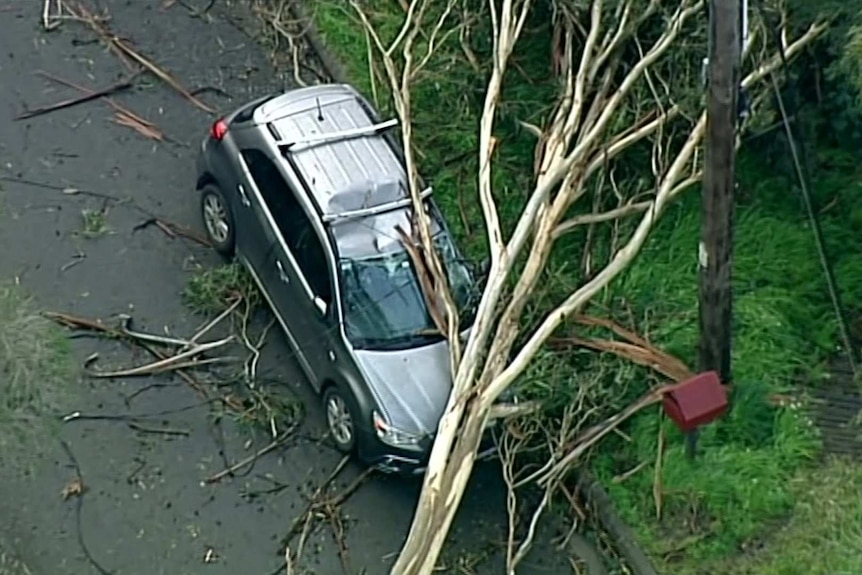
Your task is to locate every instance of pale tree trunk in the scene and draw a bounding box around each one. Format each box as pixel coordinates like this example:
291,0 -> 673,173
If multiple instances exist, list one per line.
350,1 -> 826,573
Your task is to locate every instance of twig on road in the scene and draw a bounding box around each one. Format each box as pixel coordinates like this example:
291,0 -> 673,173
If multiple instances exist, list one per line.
61,399 -> 217,423
15,78 -> 132,120
65,1 -> 216,113
113,110 -> 165,140
60,251 -> 87,272
189,298 -> 242,345
127,422 -> 191,436
281,455 -> 371,573
132,217 -> 212,247
42,0 -> 61,30
44,311 -> 213,396
35,70 -> 166,141
204,427 -> 298,483
0,174 -> 124,204
0,174 -> 211,252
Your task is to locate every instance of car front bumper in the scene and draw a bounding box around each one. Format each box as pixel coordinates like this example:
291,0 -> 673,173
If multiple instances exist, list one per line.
357,422 -> 500,477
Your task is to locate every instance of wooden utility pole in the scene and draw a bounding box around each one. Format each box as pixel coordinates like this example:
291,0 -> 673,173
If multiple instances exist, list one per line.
693,0 -> 740,457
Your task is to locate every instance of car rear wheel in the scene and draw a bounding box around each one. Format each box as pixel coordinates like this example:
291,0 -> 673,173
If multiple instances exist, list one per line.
199,183 -> 235,256
323,386 -> 358,454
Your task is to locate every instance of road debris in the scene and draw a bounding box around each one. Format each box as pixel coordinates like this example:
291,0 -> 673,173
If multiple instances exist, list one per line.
64,1 -> 216,113
15,78 -> 133,120
44,310 -> 227,396
113,109 -> 165,140
133,217 -> 213,247
281,456 -> 372,574
60,251 -> 86,272
36,70 -> 165,141
61,477 -> 86,499
127,422 -> 191,436
204,428 -> 298,484
41,0 -> 62,30
60,440 -> 114,575
85,336 -> 233,378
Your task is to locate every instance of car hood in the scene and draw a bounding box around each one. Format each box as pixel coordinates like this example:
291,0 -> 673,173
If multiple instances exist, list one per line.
353,337 -> 456,436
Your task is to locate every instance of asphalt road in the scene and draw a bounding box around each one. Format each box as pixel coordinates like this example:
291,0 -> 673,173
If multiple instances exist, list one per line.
0,2 -> 523,574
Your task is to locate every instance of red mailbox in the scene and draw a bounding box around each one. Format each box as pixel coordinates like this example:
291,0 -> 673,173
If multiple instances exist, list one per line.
662,371 -> 728,432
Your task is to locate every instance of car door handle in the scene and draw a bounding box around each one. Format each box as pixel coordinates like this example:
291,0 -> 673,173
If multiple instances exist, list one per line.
237,184 -> 250,207
275,260 -> 290,283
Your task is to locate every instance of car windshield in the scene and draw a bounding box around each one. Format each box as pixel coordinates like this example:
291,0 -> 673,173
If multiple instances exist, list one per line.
339,234 -> 476,351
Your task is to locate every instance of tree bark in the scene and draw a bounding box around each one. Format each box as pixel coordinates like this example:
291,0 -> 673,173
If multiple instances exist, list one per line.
389,402 -> 487,575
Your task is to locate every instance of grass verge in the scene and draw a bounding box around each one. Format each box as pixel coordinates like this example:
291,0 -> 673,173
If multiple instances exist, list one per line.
0,284 -> 75,462
704,456 -> 862,575
277,1 -> 861,571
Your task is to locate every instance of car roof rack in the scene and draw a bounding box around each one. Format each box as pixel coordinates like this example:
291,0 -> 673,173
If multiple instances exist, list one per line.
280,118 -> 399,152
322,186 -> 433,224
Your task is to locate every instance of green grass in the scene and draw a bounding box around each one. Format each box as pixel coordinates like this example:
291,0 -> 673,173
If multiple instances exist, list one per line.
0,284 -> 75,462
301,2 -> 862,572
591,151 -> 862,569
182,261 -> 260,314
706,457 -> 862,575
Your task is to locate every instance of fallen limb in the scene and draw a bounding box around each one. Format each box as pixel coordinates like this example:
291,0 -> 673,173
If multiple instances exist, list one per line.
204,427 -> 298,484
550,336 -> 691,382
113,110 -> 165,140
131,217 -> 212,246
282,455 -> 351,560
118,315 -> 195,347
86,336 -> 233,378
65,1 -> 215,113
189,298 -> 242,345
15,78 -> 133,120
550,313 -> 694,382
539,386 -> 671,487
45,310 -> 211,395
36,70 -> 166,140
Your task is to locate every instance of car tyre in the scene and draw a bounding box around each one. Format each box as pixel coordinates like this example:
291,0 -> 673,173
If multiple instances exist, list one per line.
323,386 -> 358,454
199,183 -> 235,257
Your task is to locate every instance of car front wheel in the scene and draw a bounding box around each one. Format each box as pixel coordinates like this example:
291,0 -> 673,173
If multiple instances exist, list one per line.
323,386 -> 358,454
199,183 -> 235,257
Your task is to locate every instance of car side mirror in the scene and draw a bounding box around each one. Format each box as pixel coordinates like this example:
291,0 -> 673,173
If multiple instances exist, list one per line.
313,296 -> 328,316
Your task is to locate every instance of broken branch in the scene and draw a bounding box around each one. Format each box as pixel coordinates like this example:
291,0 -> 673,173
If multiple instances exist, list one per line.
204,428 -> 297,484
16,78 -> 132,120
86,336 -> 233,378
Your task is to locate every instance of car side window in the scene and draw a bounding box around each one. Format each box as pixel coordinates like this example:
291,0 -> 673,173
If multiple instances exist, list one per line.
240,149 -> 333,304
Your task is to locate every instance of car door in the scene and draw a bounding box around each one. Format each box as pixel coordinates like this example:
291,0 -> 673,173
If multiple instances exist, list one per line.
243,157 -> 338,386
235,148 -> 316,377
278,223 -> 341,388
227,136 -> 269,269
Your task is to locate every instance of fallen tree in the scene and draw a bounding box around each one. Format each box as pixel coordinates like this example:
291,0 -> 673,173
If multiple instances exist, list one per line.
348,0 -> 826,573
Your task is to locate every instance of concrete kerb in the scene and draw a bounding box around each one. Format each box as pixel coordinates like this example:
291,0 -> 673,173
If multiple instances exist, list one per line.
284,1 -> 348,85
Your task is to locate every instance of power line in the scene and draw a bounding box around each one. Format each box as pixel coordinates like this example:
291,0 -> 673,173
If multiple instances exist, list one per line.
759,2 -> 859,377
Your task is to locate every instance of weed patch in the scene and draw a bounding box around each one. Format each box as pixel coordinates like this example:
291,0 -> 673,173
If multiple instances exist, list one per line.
79,208 -> 109,238
183,261 -> 260,314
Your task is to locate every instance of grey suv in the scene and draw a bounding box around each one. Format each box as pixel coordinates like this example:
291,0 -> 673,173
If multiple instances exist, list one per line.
194,84 -> 481,474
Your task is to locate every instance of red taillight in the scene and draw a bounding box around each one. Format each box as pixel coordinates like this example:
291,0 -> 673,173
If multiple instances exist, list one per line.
210,119 -> 228,141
